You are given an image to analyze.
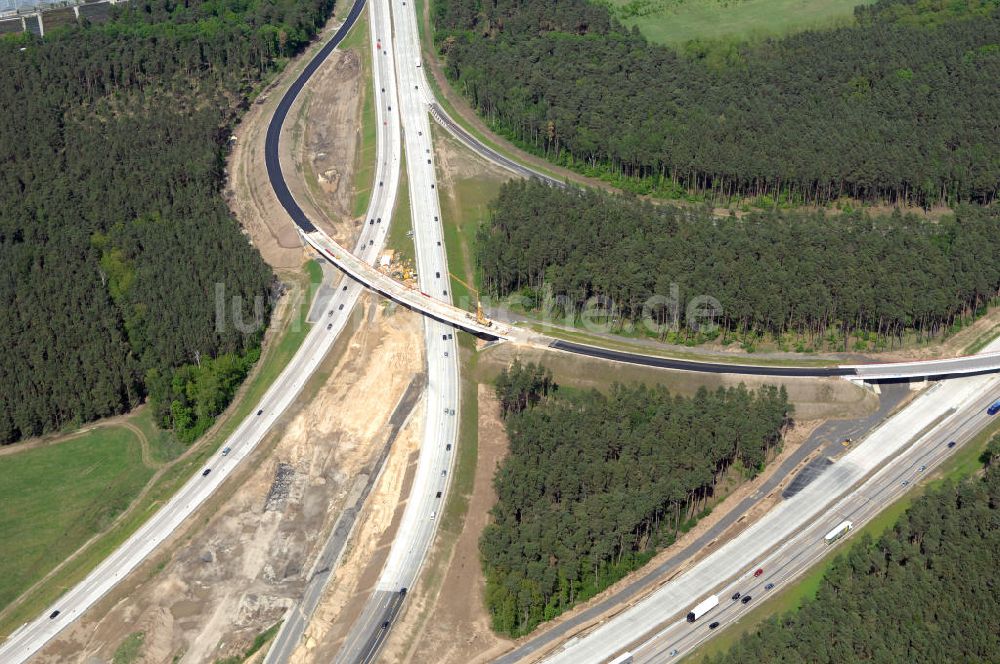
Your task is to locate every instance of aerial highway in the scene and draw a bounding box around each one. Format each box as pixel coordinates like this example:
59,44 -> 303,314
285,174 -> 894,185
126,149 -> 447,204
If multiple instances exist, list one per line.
333,0 -> 462,660
0,2 -> 392,662
262,0 -> 402,660
532,338 -> 1000,664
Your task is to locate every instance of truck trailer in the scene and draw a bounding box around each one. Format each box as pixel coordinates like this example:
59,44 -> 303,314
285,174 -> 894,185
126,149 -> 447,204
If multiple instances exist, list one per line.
686,595 -> 719,622
824,519 -> 853,543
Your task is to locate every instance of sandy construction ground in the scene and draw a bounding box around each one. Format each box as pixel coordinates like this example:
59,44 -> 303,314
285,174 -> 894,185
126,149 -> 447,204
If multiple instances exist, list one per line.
286,374 -> 425,663
34,299 -> 424,664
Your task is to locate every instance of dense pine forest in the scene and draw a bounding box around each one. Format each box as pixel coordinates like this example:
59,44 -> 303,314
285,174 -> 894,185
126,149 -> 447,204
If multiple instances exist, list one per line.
0,0 -> 335,444
710,437 -> 1000,663
476,181 -> 1000,348
481,361 -> 791,636
433,0 -> 1000,207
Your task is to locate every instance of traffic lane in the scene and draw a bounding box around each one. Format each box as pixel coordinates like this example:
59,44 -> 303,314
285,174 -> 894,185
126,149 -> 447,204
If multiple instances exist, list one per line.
541,372 -> 999,663
491,383 -> 909,664
427,102 -> 564,187
634,390 -> 1000,662
549,339 -> 854,377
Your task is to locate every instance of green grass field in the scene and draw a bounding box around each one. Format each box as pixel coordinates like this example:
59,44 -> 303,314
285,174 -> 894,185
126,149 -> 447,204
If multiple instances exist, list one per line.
605,0 -> 874,45
0,261 -> 322,637
0,428 -> 153,610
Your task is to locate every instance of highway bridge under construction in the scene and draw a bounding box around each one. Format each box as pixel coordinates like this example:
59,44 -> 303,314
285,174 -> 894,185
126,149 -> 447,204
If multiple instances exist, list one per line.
297,224 -> 1000,381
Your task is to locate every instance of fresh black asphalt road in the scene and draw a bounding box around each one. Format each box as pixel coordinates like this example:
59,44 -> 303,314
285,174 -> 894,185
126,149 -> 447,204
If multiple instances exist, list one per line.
264,0 -> 368,234
549,340 -> 857,377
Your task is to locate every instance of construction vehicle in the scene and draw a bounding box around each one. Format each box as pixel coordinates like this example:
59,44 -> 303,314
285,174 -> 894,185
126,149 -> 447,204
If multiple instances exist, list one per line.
450,272 -> 492,327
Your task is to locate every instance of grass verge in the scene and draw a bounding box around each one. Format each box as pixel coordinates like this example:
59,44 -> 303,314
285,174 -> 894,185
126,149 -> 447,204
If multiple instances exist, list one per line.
0,262 -> 321,639
441,333 -> 480,532
694,415 -> 1000,661
963,322 -> 1000,355
341,8 -> 377,218
385,147 -> 415,263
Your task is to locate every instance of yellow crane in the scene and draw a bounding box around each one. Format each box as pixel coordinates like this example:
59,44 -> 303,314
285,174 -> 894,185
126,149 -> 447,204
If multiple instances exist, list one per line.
449,272 -> 490,326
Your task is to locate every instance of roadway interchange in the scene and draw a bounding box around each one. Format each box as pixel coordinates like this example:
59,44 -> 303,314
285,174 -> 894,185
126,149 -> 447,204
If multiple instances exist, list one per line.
536,338 -> 1000,664
332,0 -> 461,660
2,0 -> 999,661
0,3 -> 393,662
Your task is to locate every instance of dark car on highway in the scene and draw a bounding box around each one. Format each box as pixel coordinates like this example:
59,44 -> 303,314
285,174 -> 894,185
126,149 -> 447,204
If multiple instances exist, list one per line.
49,610 -> 60,619
202,468 -> 211,477
709,621 -> 720,629
731,592 -> 741,601
741,595 -> 752,604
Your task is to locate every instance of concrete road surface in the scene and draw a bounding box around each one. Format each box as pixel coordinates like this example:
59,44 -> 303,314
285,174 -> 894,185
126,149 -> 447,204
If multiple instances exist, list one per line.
537,340 -> 1000,664
334,0 -> 462,661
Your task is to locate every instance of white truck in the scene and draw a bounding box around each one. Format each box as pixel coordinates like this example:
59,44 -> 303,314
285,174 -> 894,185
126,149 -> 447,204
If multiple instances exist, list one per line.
686,595 -> 719,622
607,653 -> 633,664
824,519 -> 853,543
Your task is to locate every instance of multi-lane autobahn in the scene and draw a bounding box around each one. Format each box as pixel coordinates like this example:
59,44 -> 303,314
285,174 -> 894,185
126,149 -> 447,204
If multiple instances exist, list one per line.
633,384 -> 998,662
333,0 -> 462,659
530,338 -> 1000,664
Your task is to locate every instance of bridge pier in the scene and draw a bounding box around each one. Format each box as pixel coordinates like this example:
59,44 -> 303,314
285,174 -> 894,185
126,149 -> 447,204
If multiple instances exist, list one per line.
845,377 -> 880,394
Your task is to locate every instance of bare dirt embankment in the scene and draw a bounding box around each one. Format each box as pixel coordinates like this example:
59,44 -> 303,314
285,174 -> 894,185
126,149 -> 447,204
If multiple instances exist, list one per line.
35,300 -> 424,664
287,369 -> 426,662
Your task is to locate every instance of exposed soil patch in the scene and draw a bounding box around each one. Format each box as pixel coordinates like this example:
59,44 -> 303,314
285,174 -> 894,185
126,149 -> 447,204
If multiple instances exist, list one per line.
288,382 -> 426,662
34,300 -> 425,664
380,385 -> 515,664
282,46 -> 365,245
